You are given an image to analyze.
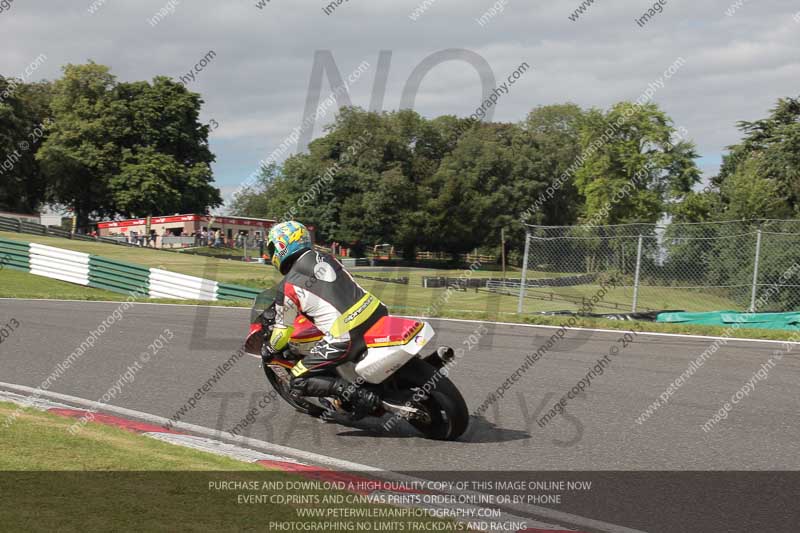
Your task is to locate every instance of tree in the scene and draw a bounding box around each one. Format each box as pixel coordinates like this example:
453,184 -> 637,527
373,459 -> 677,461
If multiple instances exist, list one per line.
229,102 -> 698,259
36,62 -> 220,226
714,97 -> 800,218
422,123 -> 518,255
718,157 -> 790,220
670,190 -> 718,223
519,103 -> 585,226
229,163 -> 284,219
108,77 -> 221,216
574,102 -> 700,225
232,107 -> 437,257
0,77 -> 53,213
35,62 -> 118,226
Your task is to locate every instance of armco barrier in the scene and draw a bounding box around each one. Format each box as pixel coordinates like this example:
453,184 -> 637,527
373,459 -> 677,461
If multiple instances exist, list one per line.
0,215 -> 140,246
0,237 -> 31,272
0,218 -> 20,233
88,256 -> 150,295
149,268 -> 218,300
29,243 -> 90,286
0,236 -> 262,302
217,282 -> 262,301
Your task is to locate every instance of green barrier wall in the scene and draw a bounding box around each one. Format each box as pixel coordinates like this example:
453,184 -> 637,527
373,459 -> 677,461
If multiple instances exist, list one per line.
88,256 -> 150,295
0,237 -> 31,273
217,282 -> 262,302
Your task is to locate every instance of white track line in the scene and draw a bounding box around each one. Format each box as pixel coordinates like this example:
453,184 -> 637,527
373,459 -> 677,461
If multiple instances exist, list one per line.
0,381 -> 645,533
2,387 -> 578,533
145,432 -> 290,463
403,315 -> 800,346
0,297 -> 251,310
2,296 -> 798,346
0,381 -> 371,471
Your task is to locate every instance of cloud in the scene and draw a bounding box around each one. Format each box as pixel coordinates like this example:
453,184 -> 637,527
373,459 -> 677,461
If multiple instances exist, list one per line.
1,0 -> 798,202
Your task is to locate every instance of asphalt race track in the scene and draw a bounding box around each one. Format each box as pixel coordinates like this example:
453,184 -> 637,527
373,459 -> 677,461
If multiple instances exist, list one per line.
3,298 -> 800,470
2,298 -> 800,531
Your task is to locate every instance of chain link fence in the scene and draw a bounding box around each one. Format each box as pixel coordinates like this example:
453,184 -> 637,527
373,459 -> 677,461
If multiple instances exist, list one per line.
515,220 -> 800,314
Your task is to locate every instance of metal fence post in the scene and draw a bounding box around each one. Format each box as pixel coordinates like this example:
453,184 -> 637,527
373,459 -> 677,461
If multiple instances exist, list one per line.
749,229 -> 763,313
517,230 -> 531,314
632,235 -> 643,312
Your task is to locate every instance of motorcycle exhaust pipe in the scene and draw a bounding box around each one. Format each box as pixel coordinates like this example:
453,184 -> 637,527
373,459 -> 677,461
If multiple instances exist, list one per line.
424,346 -> 455,370
436,346 -> 455,363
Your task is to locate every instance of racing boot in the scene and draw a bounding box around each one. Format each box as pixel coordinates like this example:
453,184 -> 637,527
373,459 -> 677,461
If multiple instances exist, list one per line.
332,380 -> 381,420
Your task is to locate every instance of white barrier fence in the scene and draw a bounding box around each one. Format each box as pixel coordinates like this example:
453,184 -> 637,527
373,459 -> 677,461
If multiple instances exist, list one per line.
1,237 -> 262,302
148,268 -> 219,300
29,243 -> 91,287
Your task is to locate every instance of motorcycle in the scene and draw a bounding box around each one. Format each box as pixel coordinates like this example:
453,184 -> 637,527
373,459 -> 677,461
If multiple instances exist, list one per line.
245,288 -> 469,440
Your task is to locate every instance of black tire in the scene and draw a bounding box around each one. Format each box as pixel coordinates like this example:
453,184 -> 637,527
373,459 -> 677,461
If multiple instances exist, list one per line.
391,358 -> 469,441
263,365 -> 325,418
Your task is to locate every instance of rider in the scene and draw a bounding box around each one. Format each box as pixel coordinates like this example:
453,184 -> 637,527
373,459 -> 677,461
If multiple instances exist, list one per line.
264,221 -> 388,419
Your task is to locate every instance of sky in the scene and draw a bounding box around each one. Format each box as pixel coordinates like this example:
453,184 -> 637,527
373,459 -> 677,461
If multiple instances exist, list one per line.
2,0 -> 799,211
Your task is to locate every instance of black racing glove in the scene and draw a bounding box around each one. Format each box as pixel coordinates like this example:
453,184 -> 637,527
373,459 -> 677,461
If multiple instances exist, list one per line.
261,340 -> 281,364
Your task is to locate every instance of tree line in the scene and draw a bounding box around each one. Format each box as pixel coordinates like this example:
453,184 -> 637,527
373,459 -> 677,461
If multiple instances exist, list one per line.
231,103 -> 700,257
2,60 -> 797,257
232,96 -> 800,258
0,62 -> 220,227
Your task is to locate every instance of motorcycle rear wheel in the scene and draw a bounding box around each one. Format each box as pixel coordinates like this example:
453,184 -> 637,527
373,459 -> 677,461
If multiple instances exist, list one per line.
391,359 -> 469,441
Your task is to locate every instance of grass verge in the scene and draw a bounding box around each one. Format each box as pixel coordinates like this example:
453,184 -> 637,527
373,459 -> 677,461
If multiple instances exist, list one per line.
0,401 -> 468,532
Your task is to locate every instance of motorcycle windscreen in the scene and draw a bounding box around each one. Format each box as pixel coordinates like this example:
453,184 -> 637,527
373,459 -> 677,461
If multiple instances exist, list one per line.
250,287 -> 278,323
